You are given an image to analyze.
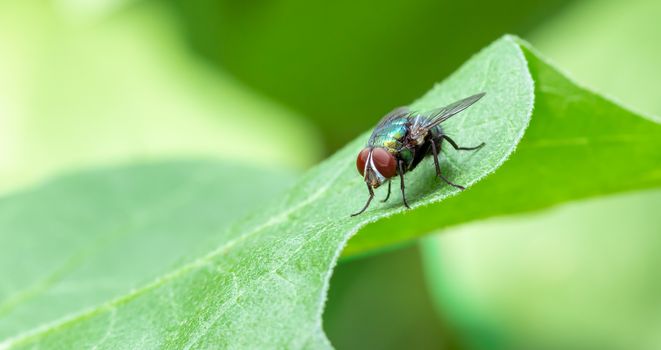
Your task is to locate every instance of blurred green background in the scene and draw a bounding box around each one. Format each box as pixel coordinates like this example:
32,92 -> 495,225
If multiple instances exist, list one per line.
1,0 -> 659,349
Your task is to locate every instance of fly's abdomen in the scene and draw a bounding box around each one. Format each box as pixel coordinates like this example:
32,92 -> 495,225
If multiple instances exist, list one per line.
430,125 -> 444,139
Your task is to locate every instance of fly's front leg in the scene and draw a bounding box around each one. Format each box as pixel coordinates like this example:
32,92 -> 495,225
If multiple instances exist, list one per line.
430,139 -> 466,190
398,160 -> 410,208
381,180 -> 392,203
351,182 -> 375,216
441,135 -> 485,151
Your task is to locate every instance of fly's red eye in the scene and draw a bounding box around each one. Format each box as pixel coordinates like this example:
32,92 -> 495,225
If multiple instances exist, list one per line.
356,148 -> 371,176
371,148 -> 397,178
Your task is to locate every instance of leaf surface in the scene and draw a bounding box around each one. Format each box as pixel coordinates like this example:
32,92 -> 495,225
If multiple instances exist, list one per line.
345,38 -> 661,255
0,161 -> 296,344
1,36 -> 659,349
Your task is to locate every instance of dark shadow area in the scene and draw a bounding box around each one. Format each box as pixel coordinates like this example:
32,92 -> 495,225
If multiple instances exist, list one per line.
167,0 -> 577,152
322,244 -> 464,349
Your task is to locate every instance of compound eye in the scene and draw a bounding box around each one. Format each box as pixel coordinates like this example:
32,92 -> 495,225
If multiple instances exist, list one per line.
356,148 -> 371,176
371,148 -> 397,178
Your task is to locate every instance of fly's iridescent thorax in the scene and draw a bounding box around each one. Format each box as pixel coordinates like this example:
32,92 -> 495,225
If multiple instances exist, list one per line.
368,116 -> 407,151
368,116 -> 415,165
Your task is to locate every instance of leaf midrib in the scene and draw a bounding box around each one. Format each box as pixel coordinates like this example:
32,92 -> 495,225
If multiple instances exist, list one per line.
0,159 -> 348,348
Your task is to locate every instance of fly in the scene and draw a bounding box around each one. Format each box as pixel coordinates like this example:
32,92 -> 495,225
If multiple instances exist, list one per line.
351,92 -> 486,216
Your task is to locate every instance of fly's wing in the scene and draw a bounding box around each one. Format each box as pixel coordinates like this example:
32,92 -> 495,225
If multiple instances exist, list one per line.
409,93 -> 485,134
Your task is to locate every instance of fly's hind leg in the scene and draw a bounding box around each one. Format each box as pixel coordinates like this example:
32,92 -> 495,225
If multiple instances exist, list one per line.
441,135 -> 485,151
430,139 -> 466,190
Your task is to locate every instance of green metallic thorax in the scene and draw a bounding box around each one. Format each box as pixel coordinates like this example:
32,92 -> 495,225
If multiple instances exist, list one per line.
368,115 -> 446,172
368,116 -> 414,165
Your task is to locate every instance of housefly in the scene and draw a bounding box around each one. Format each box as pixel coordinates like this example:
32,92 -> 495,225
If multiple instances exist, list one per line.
352,93 -> 486,216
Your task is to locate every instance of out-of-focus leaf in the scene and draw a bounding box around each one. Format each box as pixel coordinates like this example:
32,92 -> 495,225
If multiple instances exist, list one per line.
0,36 -> 659,348
0,1 -> 321,194
530,0 -> 661,116
323,246 -> 450,350
419,2 -> 661,349
172,0 -> 574,150
421,190 -> 661,350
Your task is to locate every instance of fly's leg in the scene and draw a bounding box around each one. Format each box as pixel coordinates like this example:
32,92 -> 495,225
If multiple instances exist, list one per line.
381,180 -> 392,202
441,135 -> 485,151
398,160 -> 411,208
351,182 -> 375,216
431,140 -> 466,190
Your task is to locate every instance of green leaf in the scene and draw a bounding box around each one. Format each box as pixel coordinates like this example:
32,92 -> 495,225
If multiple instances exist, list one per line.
344,38 -> 661,256
420,190 -> 661,350
1,36 -> 659,348
0,161 -> 296,345
418,3 -> 661,348
529,0 -> 661,116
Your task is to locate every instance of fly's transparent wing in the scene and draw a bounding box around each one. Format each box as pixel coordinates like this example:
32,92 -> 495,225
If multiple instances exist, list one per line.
412,93 -> 485,131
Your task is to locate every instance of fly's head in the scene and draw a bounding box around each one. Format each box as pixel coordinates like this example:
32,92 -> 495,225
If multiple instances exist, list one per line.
356,147 -> 397,188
